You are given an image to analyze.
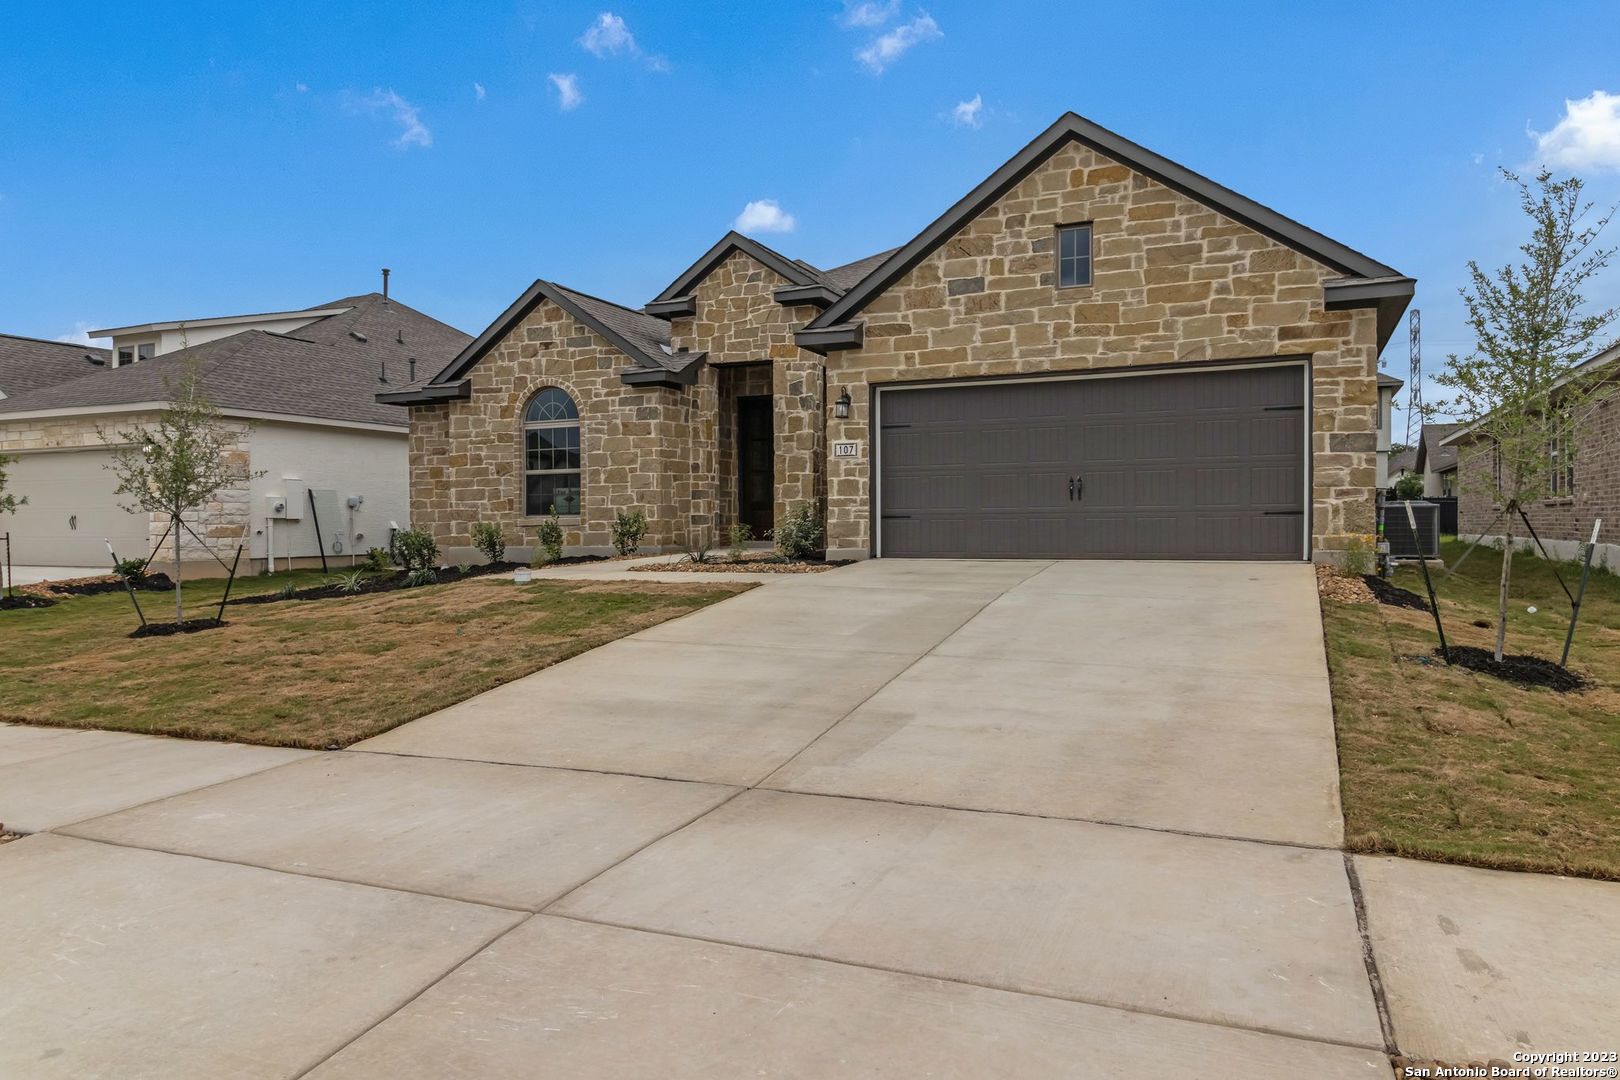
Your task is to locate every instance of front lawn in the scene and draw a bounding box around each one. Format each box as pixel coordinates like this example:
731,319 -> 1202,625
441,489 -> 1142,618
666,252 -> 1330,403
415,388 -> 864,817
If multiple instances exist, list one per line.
0,570 -> 747,748
1324,539 -> 1620,880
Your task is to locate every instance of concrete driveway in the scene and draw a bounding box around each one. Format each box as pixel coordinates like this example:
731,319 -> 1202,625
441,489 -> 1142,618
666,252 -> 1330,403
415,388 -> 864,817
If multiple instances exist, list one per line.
3,559 -> 1614,1076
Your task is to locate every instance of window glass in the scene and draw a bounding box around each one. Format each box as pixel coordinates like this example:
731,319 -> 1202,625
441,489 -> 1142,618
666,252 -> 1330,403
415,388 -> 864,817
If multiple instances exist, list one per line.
1057,224 -> 1092,288
523,388 -> 582,516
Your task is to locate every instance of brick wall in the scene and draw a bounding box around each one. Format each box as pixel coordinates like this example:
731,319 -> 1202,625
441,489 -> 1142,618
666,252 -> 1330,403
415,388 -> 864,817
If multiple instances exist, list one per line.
820,140 -> 1381,559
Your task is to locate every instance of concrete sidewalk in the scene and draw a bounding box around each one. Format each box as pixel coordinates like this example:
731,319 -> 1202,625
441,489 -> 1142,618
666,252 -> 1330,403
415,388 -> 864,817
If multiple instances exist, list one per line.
2,559 -> 1615,1076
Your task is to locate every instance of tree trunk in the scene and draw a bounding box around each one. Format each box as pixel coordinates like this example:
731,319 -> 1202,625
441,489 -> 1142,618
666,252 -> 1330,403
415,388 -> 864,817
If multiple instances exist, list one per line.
1495,509 -> 1515,663
173,518 -> 183,625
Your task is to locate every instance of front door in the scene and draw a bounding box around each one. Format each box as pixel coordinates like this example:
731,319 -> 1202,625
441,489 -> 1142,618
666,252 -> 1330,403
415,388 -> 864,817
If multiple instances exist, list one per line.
737,395 -> 774,536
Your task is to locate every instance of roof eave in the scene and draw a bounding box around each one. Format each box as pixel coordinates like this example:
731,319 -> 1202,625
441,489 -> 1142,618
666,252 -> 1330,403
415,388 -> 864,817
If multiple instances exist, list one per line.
794,323 -> 864,355
620,352 -> 706,388
773,283 -> 842,309
1323,276 -> 1416,352
375,379 -> 472,406
644,296 -> 697,320
649,231 -> 820,305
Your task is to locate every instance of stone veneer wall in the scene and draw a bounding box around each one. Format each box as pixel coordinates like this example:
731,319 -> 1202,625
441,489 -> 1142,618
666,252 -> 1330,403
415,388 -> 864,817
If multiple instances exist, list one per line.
406,298 -> 699,555
670,251 -> 827,532
0,412 -> 252,569
821,140 -> 1381,559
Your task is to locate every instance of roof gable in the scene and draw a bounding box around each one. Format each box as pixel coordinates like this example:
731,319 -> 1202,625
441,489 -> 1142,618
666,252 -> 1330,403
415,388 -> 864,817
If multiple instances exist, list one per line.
649,231 -> 821,306
805,111 -> 1407,335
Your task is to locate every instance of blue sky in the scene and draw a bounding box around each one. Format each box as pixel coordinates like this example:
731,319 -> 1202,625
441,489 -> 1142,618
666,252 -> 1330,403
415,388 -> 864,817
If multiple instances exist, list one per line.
4,1 -> 1620,439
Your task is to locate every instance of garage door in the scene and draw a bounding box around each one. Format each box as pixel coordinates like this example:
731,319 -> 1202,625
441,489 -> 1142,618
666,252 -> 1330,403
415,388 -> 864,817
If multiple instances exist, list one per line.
3,450 -> 149,566
876,364 -> 1306,560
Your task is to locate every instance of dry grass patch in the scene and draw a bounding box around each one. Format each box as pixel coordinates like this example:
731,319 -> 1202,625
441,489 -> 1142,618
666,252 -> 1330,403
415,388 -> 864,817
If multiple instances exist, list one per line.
1322,540 -> 1620,879
0,572 -> 748,749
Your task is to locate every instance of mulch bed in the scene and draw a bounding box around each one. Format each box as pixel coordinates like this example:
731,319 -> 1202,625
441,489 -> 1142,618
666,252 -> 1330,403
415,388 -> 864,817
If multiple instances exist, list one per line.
630,553 -> 852,574
1435,645 -> 1590,692
130,619 -> 227,639
1363,574 -> 1430,611
34,573 -> 175,597
0,594 -> 57,610
230,561 -> 525,605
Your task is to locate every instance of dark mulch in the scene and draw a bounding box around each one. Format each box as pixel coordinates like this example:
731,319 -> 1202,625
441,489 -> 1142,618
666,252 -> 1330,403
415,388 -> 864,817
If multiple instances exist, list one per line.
1363,574 -> 1430,611
46,573 -> 175,597
1435,645 -> 1590,692
230,561 -> 525,606
130,618 -> 226,638
1,594 -> 58,610
545,554 -> 611,566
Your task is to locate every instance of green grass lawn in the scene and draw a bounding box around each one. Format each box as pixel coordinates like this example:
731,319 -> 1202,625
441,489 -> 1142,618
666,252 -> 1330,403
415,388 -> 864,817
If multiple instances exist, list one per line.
1323,538 -> 1620,879
0,569 -> 747,748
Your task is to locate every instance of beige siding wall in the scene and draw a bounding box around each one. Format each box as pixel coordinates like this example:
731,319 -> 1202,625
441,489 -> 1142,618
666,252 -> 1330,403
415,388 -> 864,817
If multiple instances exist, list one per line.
821,141 -> 1381,559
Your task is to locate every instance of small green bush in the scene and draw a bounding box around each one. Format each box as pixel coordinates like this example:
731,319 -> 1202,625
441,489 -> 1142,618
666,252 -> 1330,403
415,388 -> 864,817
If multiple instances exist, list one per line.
363,547 -> 392,573
115,557 -> 148,584
1391,473 -> 1425,500
683,535 -> 715,564
404,566 -> 438,588
470,522 -> 506,564
727,522 -> 753,560
774,502 -> 824,562
612,509 -> 648,556
333,570 -> 366,594
1341,534 -> 1374,577
394,528 -> 439,571
276,581 -> 299,600
536,506 -> 564,564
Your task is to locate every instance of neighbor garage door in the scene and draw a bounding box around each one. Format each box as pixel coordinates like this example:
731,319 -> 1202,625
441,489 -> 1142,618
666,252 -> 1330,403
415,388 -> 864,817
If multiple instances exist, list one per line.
4,450 -> 149,566
876,364 -> 1306,560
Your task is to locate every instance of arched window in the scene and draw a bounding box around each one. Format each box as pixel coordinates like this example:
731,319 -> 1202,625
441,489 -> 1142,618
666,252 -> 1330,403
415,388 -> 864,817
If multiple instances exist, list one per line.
523,387 -> 581,516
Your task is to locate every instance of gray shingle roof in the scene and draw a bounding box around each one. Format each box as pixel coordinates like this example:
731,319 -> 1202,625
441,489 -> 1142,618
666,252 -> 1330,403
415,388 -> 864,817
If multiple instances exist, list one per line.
0,333 -> 112,398
816,248 -> 901,292
1388,447 -> 1417,476
0,294 -> 469,428
548,283 -> 675,370
1416,422 -> 1464,474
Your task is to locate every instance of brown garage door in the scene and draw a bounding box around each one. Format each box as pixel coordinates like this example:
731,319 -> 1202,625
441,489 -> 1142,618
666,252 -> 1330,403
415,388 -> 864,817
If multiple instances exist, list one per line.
876,364 -> 1306,560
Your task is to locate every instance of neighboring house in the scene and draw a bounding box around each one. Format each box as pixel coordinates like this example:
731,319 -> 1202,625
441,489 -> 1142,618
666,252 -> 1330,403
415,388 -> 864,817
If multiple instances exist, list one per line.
1450,343 -> 1620,566
0,292 -> 469,571
0,333 -> 113,399
1386,446 -> 1418,488
1375,371 -> 1404,488
384,112 -> 1413,563
1413,422 -> 1462,497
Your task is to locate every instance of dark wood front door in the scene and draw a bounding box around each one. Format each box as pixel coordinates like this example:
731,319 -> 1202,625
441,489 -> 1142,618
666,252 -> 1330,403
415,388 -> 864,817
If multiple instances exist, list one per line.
737,395 -> 774,536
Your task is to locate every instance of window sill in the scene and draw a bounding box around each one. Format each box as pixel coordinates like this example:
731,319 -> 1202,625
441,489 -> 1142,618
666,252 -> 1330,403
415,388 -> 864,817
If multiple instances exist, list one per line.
520,515 -> 583,525
1542,499 -> 1575,508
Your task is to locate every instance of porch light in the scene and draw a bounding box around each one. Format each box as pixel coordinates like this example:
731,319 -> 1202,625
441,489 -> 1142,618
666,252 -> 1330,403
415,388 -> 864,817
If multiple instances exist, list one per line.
834,388 -> 852,419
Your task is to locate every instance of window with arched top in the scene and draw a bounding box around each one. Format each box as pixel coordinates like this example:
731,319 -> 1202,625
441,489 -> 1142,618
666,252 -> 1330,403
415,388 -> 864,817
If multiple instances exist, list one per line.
523,387 -> 581,516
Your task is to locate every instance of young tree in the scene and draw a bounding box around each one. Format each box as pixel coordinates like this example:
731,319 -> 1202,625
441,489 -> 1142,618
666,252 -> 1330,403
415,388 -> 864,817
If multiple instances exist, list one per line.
100,357 -> 258,623
1437,169 -> 1617,661
0,453 -> 23,515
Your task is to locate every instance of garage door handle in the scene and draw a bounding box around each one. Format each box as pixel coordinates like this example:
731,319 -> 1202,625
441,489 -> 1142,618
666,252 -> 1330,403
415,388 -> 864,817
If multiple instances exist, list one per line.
1262,509 -> 1303,516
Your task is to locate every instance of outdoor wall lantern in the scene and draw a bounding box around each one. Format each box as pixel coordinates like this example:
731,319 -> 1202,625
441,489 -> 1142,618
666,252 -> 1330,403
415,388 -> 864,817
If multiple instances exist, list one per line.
834,388 -> 852,419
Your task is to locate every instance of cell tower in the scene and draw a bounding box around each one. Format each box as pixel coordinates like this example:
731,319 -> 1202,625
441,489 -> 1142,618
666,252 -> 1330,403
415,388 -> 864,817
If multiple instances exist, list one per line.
1405,308 -> 1422,448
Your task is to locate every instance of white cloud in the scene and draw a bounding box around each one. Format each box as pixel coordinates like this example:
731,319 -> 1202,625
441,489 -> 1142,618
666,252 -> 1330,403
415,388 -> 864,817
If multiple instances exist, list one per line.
474,82 -> 486,101
548,73 -> 583,111
57,322 -> 111,349
733,199 -> 796,235
840,0 -> 899,28
855,13 -> 942,74
1528,90 -> 1620,171
358,88 -> 432,148
294,81 -> 309,93
952,93 -> 983,128
578,11 -> 667,70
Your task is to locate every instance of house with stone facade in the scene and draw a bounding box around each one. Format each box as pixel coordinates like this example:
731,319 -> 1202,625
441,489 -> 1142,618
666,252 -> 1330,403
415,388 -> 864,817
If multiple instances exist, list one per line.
0,291 -> 468,571
384,113 -> 1413,564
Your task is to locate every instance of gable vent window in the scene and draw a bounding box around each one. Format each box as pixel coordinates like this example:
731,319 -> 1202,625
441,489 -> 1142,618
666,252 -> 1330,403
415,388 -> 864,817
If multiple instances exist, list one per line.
116,347 -> 134,367
1057,223 -> 1093,288
523,387 -> 582,517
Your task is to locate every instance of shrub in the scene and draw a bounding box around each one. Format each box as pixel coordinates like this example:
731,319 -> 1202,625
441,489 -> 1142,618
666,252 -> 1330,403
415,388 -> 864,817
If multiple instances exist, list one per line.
774,502 -> 824,562
470,522 -> 506,564
404,566 -> 438,588
683,535 -> 715,564
394,528 -> 439,571
727,522 -> 753,560
115,557 -> 148,585
1341,534 -> 1374,577
535,506 -> 564,564
611,509 -> 648,556
1391,473 -> 1425,500
276,581 -> 299,600
363,547 -> 392,573
333,570 -> 366,594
